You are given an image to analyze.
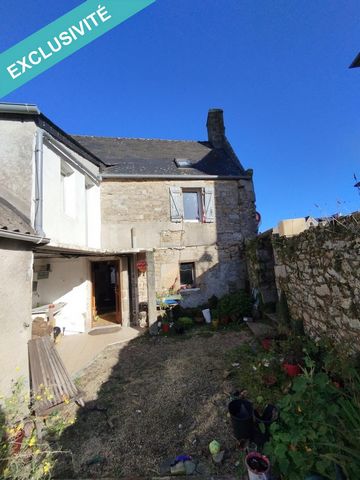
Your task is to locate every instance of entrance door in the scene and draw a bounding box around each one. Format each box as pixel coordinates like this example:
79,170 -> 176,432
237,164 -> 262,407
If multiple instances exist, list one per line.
91,261 -> 121,325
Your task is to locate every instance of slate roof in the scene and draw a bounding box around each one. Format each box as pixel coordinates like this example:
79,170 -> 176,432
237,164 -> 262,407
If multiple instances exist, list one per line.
0,197 -> 35,235
72,136 -> 245,177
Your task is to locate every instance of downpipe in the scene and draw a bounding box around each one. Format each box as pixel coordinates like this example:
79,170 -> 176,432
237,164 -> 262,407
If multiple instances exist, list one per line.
34,128 -> 45,236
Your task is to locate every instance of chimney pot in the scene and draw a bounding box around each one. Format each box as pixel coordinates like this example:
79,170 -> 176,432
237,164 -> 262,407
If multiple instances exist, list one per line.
206,108 -> 225,148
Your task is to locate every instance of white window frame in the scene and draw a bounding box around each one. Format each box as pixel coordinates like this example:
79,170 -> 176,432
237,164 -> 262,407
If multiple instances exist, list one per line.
182,188 -> 203,223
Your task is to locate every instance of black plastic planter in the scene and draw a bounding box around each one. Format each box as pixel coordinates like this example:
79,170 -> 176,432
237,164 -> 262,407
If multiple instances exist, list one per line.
228,399 -> 254,441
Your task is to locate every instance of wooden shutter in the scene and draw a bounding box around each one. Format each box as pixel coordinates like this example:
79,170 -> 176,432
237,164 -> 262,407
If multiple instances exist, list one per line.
169,186 -> 183,222
203,187 -> 215,223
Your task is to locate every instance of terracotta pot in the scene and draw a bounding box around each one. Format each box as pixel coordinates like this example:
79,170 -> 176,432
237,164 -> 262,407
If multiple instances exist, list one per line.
162,323 -> 170,333
261,338 -> 272,351
283,363 -> 302,377
220,315 -> 230,325
262,374 -> 277,387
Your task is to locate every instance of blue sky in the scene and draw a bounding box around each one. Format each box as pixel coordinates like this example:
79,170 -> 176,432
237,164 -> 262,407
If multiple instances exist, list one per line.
1,0 -> 360,230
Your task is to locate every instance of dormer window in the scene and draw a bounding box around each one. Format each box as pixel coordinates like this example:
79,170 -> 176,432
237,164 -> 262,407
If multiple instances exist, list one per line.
174,158 -> 192,168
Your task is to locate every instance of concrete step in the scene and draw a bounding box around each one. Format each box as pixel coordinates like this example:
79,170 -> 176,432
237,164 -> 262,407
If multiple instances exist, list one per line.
245,321 -> 277,339
264,312 -> 280,325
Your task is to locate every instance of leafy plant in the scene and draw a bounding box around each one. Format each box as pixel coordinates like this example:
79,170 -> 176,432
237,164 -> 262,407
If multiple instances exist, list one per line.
264,369 -> 341,480
218,291 -> 252,318
320,370 -> 360,479
177,317 -> 193,329
0,378 -> 72,480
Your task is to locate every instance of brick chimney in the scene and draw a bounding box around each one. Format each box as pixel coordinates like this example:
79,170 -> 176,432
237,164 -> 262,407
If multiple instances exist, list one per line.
206,108 -> 225,148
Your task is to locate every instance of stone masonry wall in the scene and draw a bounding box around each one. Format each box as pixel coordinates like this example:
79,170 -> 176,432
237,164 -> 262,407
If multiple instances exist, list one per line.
101,178 -> 257,306
246,230 -> 278,305
272,217 -> 360,346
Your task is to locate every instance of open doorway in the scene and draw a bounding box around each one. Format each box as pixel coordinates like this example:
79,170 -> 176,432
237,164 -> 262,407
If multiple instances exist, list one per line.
91,261 -> 121,326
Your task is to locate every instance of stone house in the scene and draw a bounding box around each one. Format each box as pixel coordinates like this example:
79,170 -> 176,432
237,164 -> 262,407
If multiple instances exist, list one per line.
0,103 -> 257,396
74,108 -> 258,307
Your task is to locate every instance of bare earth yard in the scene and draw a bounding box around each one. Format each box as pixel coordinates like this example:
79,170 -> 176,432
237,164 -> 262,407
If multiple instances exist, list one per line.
54,329 -> 250,479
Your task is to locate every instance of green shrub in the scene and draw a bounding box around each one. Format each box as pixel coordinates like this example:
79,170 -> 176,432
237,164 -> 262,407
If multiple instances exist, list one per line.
264,367 -> 341,480
177,317 -> 193,329
218,291 -> 252,318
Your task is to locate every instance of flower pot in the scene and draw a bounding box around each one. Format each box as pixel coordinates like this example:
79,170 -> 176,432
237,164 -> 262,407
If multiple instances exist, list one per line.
212,319 -> 219,330
245,452 -> 270,480
254,404 -> 279,443
220,315 -> 230,325
202,308 -> 211,324
228,399 -> 254,441
162,323 -> 170,333
262,374 -> 277,387
261,338 -> 272,351
283,362 -> 302,377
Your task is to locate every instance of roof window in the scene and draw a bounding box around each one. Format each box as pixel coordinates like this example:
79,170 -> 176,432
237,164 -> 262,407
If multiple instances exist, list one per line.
174,158 -> 193,168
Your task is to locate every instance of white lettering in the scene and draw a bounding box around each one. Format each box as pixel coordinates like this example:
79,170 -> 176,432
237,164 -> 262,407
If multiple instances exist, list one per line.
71,21 -> 86,37
28,51 -> 41,65
86,12 -> 99,27
47,37 -> 62,53
59,31 -> 73,46
7,63 -> 21,79
83,18 -> 92,31
68,27 -> 78,41
97,5 -> 112,23
38,47 -> 53,60
17,56 -> 32,73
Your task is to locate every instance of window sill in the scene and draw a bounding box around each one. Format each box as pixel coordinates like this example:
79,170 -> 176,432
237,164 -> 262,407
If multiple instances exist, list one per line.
179,287 -> 200,294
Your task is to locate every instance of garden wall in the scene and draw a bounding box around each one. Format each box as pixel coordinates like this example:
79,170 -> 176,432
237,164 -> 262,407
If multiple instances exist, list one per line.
247,215 -> 360,347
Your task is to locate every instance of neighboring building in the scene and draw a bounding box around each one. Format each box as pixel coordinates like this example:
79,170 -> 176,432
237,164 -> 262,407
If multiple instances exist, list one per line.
0,197 -> 49,397
74,108 -> 258,306
273,216 -> 319,237
0,104 -> 154,351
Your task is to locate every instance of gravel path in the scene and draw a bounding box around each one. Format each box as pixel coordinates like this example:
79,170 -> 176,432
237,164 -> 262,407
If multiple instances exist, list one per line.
54,330 -> 250,479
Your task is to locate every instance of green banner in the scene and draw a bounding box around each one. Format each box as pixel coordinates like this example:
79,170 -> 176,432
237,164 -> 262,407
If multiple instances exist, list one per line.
0,0 -> 155,98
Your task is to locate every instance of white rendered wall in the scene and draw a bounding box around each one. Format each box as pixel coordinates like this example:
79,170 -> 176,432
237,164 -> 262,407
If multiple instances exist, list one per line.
42,143 -> 101,249
33,257 -> 92,334
0,241 -> 33,399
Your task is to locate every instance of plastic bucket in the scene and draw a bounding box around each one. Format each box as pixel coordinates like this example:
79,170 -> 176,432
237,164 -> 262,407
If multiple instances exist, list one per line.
245,452 -> 270,480
228,399 -> 254,441
254,404 -> 279,443
202,309 -> 211,324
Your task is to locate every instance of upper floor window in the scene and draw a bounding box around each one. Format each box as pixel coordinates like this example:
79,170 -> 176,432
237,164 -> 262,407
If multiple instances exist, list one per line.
183,189 -> 202,221
169,186 -> 215,223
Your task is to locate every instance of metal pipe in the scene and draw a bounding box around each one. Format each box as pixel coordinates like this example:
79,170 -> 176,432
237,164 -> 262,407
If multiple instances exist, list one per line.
101,173 -> 251,180
0,103 -> 40,115
0,229 -> 49,244
34,129 -> 45,236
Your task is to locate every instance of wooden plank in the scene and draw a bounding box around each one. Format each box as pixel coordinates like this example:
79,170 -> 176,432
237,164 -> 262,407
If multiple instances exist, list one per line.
28,337 -> 82,415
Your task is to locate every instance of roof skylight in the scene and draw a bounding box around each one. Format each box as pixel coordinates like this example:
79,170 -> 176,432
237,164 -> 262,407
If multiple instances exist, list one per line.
175,158 -> 192,168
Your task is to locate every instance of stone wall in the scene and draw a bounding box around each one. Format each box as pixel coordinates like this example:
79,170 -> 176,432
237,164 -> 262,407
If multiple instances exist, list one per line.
247,216 -> 360,347
101,178 -> 257,251
272,218 -> 360,345
246,230 -> 278,306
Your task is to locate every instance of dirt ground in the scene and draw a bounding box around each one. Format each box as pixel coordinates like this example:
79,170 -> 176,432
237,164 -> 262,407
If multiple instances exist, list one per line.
53,329 -> 251,479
